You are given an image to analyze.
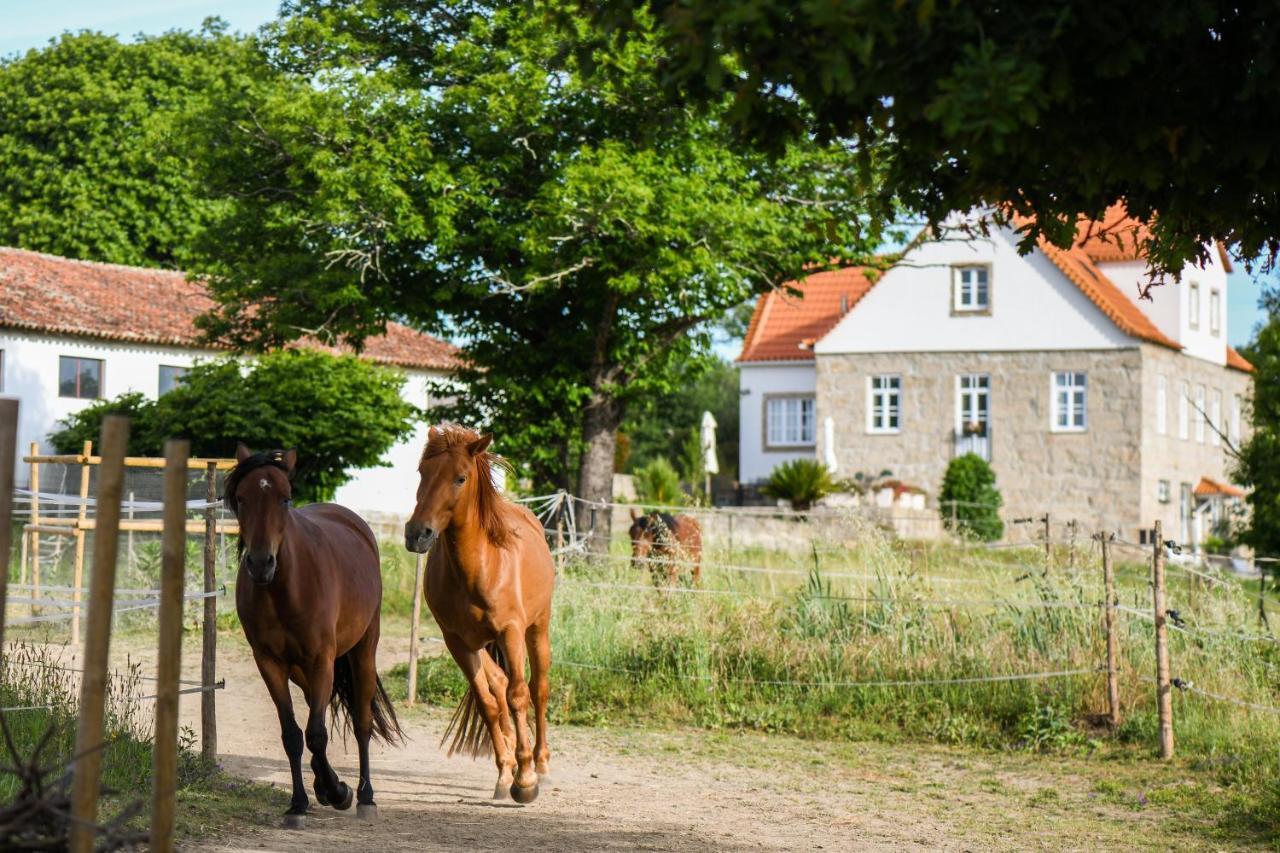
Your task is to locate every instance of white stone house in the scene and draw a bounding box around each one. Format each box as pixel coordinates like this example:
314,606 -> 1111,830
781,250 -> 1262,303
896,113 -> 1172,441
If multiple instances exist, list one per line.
737,209 -> 1253,546
0,247 -> 459,516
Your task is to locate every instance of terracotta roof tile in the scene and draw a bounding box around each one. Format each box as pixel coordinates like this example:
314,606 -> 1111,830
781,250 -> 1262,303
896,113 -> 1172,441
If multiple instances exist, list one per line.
1194,476 -> 1245,499
737,267 -> 875,363
0,247 -> 459,371
1226,345 -> 1254,373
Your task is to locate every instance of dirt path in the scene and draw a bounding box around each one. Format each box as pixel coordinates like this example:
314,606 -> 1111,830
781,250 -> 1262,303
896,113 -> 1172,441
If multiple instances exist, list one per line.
89,629 -> 1258,851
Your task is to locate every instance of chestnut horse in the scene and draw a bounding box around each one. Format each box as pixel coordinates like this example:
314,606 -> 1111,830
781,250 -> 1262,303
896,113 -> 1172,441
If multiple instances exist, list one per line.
404,425 -> 554,804
628,509 -> 703,585
229,445 -> 401,829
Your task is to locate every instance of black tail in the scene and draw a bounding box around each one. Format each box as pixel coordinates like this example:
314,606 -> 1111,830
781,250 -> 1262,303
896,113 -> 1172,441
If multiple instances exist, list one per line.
441,642 -> 507,759
330,652 -> 405,745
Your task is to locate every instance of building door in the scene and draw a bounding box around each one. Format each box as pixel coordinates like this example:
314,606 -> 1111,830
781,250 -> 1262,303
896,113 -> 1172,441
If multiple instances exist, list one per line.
1179,482 -> 1193,546
955,374 -> 991,460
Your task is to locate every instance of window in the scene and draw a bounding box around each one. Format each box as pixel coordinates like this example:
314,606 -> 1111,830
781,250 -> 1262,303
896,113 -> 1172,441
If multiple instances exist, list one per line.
1210,390 -> 1222,446
956,374 -> 990,433
1155,375 -> 1167,435
1157,480 -> 1171,504
1178,381 -> 1190,440
952,265 -> 990,313
158,365 -> 188,395
1188,282 -> 1200,329
867,375 -> 901,433
1231,394 -> 1242,445
1209,289 -> 1221,336
765,396 -> 815,447
1051,372 -> 1087,431
58,356 -> 102,399
1194,385 -> 1206,443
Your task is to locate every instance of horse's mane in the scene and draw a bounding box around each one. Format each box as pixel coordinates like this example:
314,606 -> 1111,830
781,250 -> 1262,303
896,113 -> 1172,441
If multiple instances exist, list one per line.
421,425 -> 516,548
222,450 -> 292,513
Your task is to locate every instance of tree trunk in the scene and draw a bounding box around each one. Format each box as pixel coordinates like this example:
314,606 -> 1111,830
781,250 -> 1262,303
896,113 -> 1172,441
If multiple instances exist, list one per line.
578,393 -> 622,553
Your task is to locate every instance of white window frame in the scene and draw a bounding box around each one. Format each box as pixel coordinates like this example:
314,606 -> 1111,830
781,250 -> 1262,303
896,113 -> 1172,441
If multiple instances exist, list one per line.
1178,381 -> 1190,440
951,265 -> 991,314
1155,375 -> 1167,435
1050,372 -> 1088,432
866,375 -> 902,434
955,374 -> 991,433
1188,282 -> 1201,329
1209,289 -> 1221,336
1231,394 -> 1242,445
765,395 -> 816,448
1157,480 -> 1171,504
1210,389 -> 1222,446
1194,385 -> 1206,443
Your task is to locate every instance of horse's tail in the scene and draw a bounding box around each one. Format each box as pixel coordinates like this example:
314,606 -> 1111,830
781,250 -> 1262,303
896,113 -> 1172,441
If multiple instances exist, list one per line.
441,641 -> 506,759
330,651 -> 405,745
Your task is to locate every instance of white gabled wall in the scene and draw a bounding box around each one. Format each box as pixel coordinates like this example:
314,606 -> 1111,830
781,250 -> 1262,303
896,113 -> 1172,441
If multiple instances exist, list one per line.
738,361 -> 817,483
815,228 -> 1133,355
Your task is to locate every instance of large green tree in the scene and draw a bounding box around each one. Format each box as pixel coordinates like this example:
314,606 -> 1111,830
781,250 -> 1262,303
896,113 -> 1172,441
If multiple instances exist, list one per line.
1234,288 -> 1280,558
594,1 -> 1280,278
184,0 -> 889,543
0,22 -> 279,267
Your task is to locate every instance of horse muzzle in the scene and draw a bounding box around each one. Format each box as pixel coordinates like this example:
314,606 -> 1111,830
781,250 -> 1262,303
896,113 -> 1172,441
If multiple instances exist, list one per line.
404,523 -> 438,554
243,551 -> 277,585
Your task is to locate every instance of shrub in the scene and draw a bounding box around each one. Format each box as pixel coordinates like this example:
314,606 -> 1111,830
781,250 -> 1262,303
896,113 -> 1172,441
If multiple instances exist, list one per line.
634,457 -> 684,505
938,453 -> 1004,541
761,458 -> 836,510
49,392 -> 160,456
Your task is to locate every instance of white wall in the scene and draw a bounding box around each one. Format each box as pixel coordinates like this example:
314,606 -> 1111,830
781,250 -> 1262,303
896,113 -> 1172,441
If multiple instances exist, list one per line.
1097,252 -> 1230,365
816,228 -> 1133,355
738,361 -> 817,483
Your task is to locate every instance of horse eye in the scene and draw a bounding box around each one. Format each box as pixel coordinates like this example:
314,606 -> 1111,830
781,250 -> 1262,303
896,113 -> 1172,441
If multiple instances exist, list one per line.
281,498 -> 291,507
454,474 -> 467,486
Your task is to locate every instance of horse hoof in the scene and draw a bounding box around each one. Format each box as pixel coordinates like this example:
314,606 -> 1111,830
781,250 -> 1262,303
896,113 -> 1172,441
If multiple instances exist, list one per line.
313,783 -> 330,806
493,780 -> 511,800
510,781 -> 539,804
357,803 -> 378,822
332,781 -> 354,811
282,813 -> 306,830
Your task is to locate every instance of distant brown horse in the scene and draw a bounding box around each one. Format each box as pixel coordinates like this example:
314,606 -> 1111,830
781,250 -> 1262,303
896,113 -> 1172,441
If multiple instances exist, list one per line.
229,444 -> 401,829
628,509 -> 703,585
404,425 -> 554,804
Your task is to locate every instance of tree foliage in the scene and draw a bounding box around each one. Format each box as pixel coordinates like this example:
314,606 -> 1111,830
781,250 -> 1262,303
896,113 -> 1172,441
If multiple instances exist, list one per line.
762,459 -> 836,512
632,457 -> 684,506
594,1 -> 1280,277
183,0 -> 888,534
939,454 -> 1004,542
1234,292 -> 1280,556
621,356 -> 738,480
49,350 -> 416,501
0,23 -> 277,267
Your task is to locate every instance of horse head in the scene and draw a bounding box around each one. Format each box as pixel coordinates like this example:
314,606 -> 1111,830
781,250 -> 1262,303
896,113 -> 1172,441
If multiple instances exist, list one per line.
628,510 -> 677,565
405,425 -> 501,553
226,442 -> 296,585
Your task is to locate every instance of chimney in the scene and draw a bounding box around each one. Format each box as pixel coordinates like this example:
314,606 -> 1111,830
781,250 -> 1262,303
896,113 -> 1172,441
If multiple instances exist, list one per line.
840,293 -> 849,313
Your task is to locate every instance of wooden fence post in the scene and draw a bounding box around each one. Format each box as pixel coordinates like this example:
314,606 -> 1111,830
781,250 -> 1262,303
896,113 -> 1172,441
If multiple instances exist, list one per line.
150,439 -> 190,853
201,460 -> 218,762
1259,563 -> 1271,630
71,439 -> 92,647
0,399 -> 18,648
1042,512 -> 1052,567
1100,532 -> 1120,727
406,552 -> 426,706
554,496 -> 565,571
1152,519 -> 1174,759
29,442 -> 39,612
68,415 -> 129,853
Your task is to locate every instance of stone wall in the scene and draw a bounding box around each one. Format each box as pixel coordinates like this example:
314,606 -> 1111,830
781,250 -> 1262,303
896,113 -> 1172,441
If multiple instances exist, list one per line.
815,349 -> 1146,540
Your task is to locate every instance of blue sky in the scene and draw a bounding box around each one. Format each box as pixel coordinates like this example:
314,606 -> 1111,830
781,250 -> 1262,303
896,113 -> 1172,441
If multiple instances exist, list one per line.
4,1 -> 1273,346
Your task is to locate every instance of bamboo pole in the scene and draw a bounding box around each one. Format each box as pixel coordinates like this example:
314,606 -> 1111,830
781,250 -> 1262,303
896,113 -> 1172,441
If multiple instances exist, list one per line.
1100,532 -> 1120,726
406,552 -> 426,706
21,453 -> 236,470
0,400 -> 18,649
150,440 -> 189,853
23,517 -> 238,535
201,461 -> 218,762
1152,519 -> 1174,759
71,440 -> 92,647
29,442 -> 39,613
68,415 -> 129,853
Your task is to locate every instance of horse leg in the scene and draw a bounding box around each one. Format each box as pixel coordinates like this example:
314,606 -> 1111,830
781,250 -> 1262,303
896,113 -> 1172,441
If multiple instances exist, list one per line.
253,654 -> 309,828
350,626 -> 380,821
303,654 -> 352,811
442,633 -> 515,799
495,625 -> 538,803
526,621 -> 552,782
480,650 -> 518,796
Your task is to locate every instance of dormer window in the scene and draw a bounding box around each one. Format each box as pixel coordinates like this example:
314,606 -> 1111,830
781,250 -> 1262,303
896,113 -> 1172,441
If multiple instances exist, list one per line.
1188,282 -> 1201,329
1209,289 -> 1221,336
952,265 -> 990,314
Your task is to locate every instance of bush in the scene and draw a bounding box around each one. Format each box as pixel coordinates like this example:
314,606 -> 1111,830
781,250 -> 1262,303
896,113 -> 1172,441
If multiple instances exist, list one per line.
939,453 -> 1004,541
761,458 -> 836,510
49,349 -> 417,501
633,457 -> 684,505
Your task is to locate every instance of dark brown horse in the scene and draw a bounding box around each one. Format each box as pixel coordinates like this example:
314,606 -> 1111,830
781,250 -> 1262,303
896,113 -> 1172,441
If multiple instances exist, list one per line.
628,509 -> 703,585
229,444 -> 401,829
404,425 -> 554,804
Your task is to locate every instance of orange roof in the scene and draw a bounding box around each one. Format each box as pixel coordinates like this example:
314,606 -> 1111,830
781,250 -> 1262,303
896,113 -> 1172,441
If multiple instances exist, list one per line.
1194,477 -> 1245,499
738,267 -> 875,362
0,247 -> 460,371
1226,346 -> 1254,373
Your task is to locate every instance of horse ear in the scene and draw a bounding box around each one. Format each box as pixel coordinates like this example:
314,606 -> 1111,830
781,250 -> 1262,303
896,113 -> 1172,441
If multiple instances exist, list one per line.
235,442 -> 252,462
428,425 -> 441,441
467,433 -> 493,457
282,448 -> 298,474
630,508 -> 640,521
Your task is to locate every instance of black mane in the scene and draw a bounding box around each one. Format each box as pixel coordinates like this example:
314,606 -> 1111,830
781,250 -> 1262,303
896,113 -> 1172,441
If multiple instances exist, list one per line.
223,450 -> 292,513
